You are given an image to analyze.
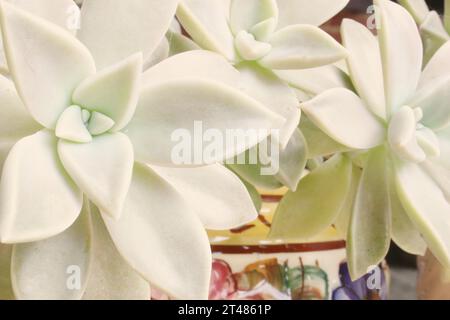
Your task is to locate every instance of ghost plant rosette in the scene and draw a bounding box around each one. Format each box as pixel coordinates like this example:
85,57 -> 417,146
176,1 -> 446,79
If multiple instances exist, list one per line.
400,0 -> 450,63
271,0 -> 450,279
174,0 -> 349,191
0,0 -> 288,300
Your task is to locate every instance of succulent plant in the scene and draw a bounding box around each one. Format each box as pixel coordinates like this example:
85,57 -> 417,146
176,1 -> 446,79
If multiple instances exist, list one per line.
176,0 -> 350,192
271,0 -> 450,280
0,0 -> 288,299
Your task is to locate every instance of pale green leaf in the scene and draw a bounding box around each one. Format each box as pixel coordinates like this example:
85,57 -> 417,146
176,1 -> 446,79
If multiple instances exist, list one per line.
269,154 -> 352,240
127,78 -> 285,166
102,163 -> 211,300
0,130 -> 83,243
274,128 -> 308,191
78,0 -> 178,69
72,53 -> 143,132
301,88 -> 386,150
275,65 -> 352,97
82,205 -> 150,300
398,0 -> 430,24
0,1 -> 95,128
260,25 -> 347,70
347,147 -> 391,280
11,203 -> 92,300
299,117 -> 350,158
341,19 -> 386,119
376,0 -> 423,114
177,0 -> 235,60
395,161 -> 450,268
151,164 -> 258,230
334,165 -> 362,238
58,133 -> 134,220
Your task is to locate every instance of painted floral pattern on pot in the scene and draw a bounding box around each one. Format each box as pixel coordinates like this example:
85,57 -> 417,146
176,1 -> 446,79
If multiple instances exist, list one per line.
205,191 -> 389,301
209,258 -> 329,300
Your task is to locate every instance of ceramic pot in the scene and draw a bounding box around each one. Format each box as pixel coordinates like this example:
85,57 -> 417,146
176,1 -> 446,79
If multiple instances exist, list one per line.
207,189 -> 389,300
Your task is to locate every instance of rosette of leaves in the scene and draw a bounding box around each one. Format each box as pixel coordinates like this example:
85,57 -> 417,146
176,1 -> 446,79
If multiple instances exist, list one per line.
175,0 -> 350,192
271,0 -> 450,279
0,0 -> 287,300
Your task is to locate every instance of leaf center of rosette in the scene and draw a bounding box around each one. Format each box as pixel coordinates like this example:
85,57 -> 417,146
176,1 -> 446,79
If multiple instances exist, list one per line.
55,105 -> 115,143
388,106 -> 440,163
234,30 -> 272,61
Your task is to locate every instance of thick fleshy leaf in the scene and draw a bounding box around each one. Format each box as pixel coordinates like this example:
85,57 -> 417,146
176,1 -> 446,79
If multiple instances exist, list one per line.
0,0 -> 80,74
334,165 -> 362,238
276,0 -> 349,28
420,11 -> 450,64
143,51 -> 293,147
230,0 -> 278,37
77,0 -> 178,70
436,128 -> 450,170
0,75 -> 40,170
11,204 -> 91,300
143,37 -> 169,70
55,105 -> 92,143
8,0 -> 79,33
151,164 -> 258,230
421,11 -> 450,44
399,0 -> 429,24
82,206 -> 150,300
127,78 -> 285,166
341,19 -> 386,120
102,163 -> 211,300
376,0 -> 422,114
269,154 -> 352,240
234,30 -> 272,61
421,41 -> 450,87
177,0 -> 235,60
239,178 -> 262,213
236,62 -> 300,147
143,51 -> 293,148
299,117 -> 349,158
260,25 -> 347,70
301,88 -> 386,150
0,44 -> 7,75
347,147 -> 391,280
87,112 -> 115,136
274,129 -> 308,191
0,130 -> 83,243
58,133 -> 134,219
226,144 -> 284,190
395,161 -> 450,268
144,35 -> 170,70
409,76 -> 450,130
0,2 -> 96,128
389,172 -> 427,256
275,65 -> 352,97
143,50 -> 240,87
73,53 -> 142,131
166,31 -> 201,56
0,244 -> 13,299
422,161 -> 450,203
388,105 -> 426,163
